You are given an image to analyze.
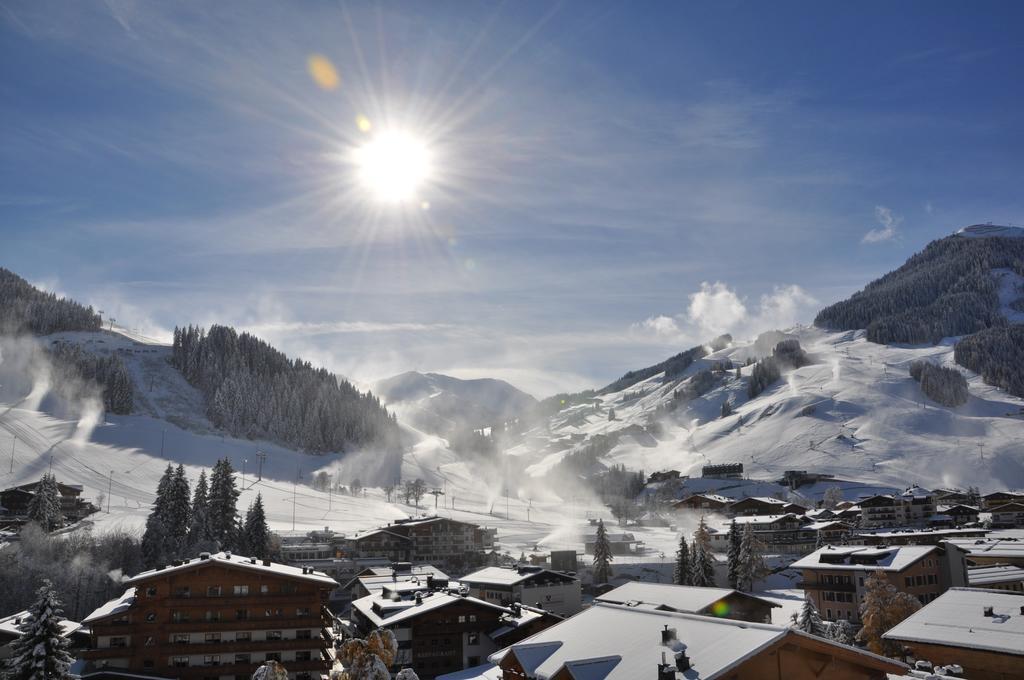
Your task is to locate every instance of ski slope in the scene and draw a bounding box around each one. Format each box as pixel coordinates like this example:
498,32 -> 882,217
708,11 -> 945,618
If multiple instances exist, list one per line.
512,326 -> 1024,497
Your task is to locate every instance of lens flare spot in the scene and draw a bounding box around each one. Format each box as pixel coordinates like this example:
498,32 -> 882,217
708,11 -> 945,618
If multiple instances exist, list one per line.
307,54 -> 339,90
356,115 -> 372,133
711,601 -> 731,617
464,258 -> 477,271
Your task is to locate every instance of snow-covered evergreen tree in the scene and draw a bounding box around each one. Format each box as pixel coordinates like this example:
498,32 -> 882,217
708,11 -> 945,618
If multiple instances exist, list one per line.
141,465 -> 175,567
858,570 -> 922,655
2,579 -> 74,680
25,474 -> 64,532
394,669 -> 420,680
164,465 -> 191,556
737,523 -> 766,591
673,533 -> 691,586
794,597 -> 827,637
827,619 -> 856,646
689,518 -> 715,587
242,494 -> 271,559
822,486 -> 844,510
726,519 -> 741,589
188,470 -> 213,550
208,458 -> 240,549
592,519 -> 613,585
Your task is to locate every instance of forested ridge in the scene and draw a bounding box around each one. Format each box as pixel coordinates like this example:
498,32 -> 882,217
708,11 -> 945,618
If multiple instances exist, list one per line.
815,235 -> 1024,344
0,267 -> 101,334
954,326 -> 1024,398
172,324 -> 399,453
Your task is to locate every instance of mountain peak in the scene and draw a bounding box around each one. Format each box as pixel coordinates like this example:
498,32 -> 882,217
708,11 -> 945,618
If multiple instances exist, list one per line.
956,223 -> 1024,239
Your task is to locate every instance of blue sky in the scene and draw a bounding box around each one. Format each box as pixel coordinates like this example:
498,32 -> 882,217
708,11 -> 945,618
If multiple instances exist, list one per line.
2,1 -> 1023,396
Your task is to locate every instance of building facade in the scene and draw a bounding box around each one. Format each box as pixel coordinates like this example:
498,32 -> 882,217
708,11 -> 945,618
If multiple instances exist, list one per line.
459,566 -> 582,617
81,552 -> 336,680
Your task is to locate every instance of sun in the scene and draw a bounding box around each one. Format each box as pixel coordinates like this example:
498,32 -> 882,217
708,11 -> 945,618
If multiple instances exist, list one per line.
353,130 -> 433,203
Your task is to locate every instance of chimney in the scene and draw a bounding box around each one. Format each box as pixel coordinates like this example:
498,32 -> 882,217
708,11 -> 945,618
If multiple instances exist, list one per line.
983,606 -> 994,617
415,593 -> 423,605
263,559 -> 271,567
1020,606 -> 1024,616
199,552 -> 211,560
661,625 -> 677,644
426,575 -> 434,590
224,551 -> 232,559
675,650 -> 691,672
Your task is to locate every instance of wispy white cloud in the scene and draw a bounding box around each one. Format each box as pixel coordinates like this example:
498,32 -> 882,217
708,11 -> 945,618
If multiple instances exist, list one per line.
862,205 -> 902,243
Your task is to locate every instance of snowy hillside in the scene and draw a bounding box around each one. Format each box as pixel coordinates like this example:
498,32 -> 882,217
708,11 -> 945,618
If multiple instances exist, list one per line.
375,371 -> 536,435
511,325 -> 1024,497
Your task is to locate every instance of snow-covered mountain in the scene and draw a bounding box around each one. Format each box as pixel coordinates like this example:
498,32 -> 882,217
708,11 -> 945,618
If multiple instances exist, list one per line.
375,371 -> 536,436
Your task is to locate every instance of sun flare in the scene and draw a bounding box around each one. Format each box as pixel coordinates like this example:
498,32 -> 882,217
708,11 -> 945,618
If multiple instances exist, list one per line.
353,130 -> 433,203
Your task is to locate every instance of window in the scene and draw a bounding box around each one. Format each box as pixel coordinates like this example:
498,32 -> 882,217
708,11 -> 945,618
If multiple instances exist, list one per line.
826,608 -> 832,620
172,657 -> 189,668
145,587 -> 158,597
915,575 -> 923,586
260,585 -> 270,594
904,577 -> 913,587
296,630 -> 311,640
203,655 -> 220,666
469,614 -> 477,622
467,633 -> 479,645
233,585 -> 250,596
296,607 -> 311,618
109,637 -> 127,648
205,633 -> 221,644
281,584 -> 298,594
458,615 -> 466,623
926,574 -> 937,585
174,633 -> 190,644
143,660 -> 154,669
858,577 -> 864,587
204,611 -> 221,622
174,587 -> 191,598
295,651 -> 311,662
235,654 -> 251,665
172,611 -> 190,623
236,632 -> 252,642
144,636 -> 156,647
267,631 -> 282,641
207,586 -> 222,597
265,653 -> 281,662
824,592 -> 835,602
236,609 -> 248,621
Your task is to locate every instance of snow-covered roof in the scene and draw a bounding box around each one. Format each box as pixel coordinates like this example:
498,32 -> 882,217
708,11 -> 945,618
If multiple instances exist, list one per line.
460,566 -> 577,587
489,602 -> 900,680
677,493 -> 732,505
595,582 -> 779,614
946,537 -> 1024,560
351,590 -> 508,628
804,520 -> 852,531
709,514 -> 800,532
343,565 -> 448,593
125,552 -> 337,586
731,496 -> 787,506
0,610 -> 81,639
883,587 -> 1024,655
856,527 -> 987,540
968,564 -> 1024,586
82,588 -> 137,624
790,545 -> 937,572
436,662 -> 503,680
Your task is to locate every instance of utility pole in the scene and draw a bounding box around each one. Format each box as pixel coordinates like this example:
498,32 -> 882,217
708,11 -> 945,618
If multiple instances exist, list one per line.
160,429 -> 166,458
255,451 -> 267,481
328,474 -> 333,511
429,488 -> 445,510
978,442 -> 985,461
242,459 -> 247,488
9,435 -> 14,474
292,467 -> 301,531
107,470 -> 113,513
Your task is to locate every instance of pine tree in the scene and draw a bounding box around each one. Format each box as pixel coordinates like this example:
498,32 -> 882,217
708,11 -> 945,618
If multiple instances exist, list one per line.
794,597 -> 827,637
165,465 -> 191,557
25,474 -> 64,532
141,465 -> 175,567
3,579 -> 74,680
858,570 -> 922,655
690,517 -> 715,587
242,494 -> 271,559
673,534 -> 691,586
592,519 -> 613,585
726,519 -> 741,589
737,523 -> 766,591
188,470 -> 213,550
208,458 -> 240,549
